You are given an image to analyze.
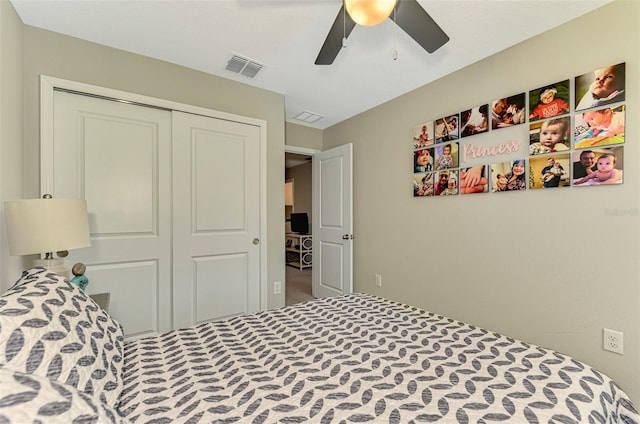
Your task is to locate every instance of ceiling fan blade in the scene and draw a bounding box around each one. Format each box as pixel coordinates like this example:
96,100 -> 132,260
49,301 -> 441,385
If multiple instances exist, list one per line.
393,0 -> 449,53
315,5 -> 357,65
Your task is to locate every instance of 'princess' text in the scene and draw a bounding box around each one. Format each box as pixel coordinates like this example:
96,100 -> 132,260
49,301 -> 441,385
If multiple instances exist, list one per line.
463,140 -> 520,162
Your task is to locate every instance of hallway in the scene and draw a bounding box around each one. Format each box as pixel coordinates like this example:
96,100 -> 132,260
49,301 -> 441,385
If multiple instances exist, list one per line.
285,266 -> 313,306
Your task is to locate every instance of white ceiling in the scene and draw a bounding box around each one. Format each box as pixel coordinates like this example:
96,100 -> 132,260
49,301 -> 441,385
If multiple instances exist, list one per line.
11,0 -> 611,130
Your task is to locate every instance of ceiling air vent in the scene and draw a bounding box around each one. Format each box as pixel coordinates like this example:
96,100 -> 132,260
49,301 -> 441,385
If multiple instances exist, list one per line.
293,111 -> 325,124
226,54 -> 263,78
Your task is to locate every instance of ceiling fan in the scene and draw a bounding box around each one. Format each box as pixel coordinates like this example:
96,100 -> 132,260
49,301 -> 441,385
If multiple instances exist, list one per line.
315,0 -> 449,65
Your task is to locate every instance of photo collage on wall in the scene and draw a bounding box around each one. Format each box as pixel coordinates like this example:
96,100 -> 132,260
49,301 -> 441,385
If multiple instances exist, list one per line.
414,113 -> 463,196
413,62 -> 625,197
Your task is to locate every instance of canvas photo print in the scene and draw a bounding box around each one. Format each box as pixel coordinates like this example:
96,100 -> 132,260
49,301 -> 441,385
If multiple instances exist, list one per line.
491,93 -> 526,129
414,172 -> 435,197
529,117 -> 570,155
434,114 -> 459,143
413,121 -> 434,149
435,142 -> 459,170
528,80 -> 570,121
414,148 -> 434,172
459,166 -> 488,194
575,62 -> 625,111
572,146 -> 623,186
460,105 -> 489,137
491,159 -> 527,192
574,104 -> 625,149
529,154 -> 570,189
434,170 -> 458,196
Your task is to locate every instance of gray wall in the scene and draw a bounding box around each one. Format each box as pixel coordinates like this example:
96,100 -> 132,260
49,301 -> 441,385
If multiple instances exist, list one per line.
323,0 -> 640,404
1,14 -> 287,309
286,122 -> 323,151
0,0 -> 24,286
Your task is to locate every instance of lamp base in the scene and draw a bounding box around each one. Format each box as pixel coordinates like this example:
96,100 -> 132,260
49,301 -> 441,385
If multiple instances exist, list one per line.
33,258 -> 71,280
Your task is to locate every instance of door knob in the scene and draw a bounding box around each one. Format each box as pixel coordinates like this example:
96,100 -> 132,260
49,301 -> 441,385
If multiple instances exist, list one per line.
253,238 -> 260,245
342,234 -> 349,240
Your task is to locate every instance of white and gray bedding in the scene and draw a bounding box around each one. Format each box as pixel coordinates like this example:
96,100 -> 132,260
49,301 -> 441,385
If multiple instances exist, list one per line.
1,268 -> 638,423
120,294 -> 638,423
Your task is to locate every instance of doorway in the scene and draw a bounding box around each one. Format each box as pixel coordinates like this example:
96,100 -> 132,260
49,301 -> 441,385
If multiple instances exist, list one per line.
284,150 -> 315,305
284,143 -> 353,304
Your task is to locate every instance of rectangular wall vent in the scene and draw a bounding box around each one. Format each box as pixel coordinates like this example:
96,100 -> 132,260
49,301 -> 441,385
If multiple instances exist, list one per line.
293,110 -> 325,124
226,54 -> 264,78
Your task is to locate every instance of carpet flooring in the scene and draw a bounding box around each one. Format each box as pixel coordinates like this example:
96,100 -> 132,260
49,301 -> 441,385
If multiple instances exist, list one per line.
285,265 -> 314,306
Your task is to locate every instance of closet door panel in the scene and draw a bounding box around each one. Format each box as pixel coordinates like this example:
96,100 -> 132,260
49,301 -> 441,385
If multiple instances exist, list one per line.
193,134 -> 245,231
88,261 -> 159,339
83,116 -> 156,234
194,254 -> 248,323
50,91 -> 173,338
172,111 -> 262,328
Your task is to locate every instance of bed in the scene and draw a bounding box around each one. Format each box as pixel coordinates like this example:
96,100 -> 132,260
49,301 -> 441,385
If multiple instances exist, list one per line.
1,268 -> 638,423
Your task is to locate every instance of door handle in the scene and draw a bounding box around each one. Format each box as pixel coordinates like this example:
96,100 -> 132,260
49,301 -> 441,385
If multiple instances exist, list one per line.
342,234 -> 354,240
253,238 -> 260,245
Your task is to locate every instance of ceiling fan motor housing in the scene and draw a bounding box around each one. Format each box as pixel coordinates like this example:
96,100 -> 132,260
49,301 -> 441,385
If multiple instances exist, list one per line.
344,0 -> 398,26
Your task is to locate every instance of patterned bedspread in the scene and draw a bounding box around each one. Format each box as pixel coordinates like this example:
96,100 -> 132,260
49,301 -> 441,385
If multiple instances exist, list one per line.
119,294 -> 638,423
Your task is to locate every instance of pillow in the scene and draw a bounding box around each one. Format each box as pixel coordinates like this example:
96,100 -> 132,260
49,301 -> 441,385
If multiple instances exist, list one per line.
9,266 -> 52,288
0,267 -> 125,407
0,367 -> 131,423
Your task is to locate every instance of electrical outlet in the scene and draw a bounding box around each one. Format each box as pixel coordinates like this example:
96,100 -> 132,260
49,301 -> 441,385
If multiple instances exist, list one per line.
273,281 -> 282,295
375,274 -> 382,287
603,328 -> 624,355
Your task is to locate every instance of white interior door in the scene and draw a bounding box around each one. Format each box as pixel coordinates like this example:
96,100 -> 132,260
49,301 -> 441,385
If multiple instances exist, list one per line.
49,90 -> 173,339
312,143 -> 353,298
172,111 -> 262,328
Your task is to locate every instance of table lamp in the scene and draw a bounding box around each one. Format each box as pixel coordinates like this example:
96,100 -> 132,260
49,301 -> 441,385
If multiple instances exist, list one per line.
5,195 -> 90,279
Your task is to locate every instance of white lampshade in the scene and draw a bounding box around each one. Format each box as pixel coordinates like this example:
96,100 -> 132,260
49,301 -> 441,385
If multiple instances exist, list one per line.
5,198 -> 90,256
345,0 -> 397,26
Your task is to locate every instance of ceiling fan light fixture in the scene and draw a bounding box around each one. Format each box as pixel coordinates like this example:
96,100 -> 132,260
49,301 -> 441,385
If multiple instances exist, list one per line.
344,0 -> 397,26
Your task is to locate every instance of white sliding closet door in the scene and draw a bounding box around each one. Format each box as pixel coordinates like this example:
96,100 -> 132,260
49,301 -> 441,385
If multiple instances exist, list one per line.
46,85 -> 265,338
51,91 -> 173,339
172,112 -> 262,328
